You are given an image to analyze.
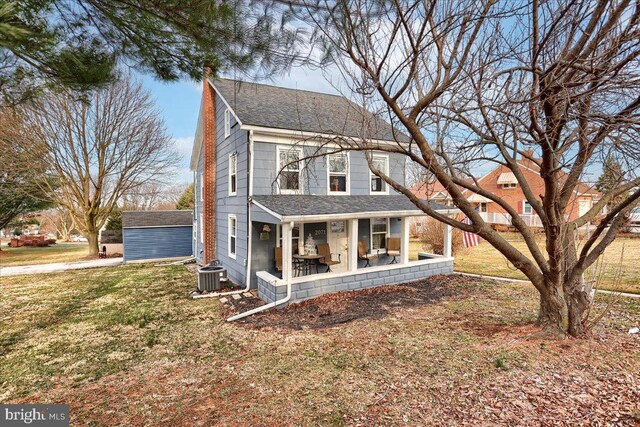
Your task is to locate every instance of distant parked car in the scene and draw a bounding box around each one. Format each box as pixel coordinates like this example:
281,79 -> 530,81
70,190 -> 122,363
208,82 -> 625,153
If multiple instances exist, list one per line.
629,206 -> 640,227
72,235 -> 88,242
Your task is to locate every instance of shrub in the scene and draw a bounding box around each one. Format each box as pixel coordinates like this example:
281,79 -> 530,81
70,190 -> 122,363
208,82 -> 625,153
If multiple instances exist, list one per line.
418,218 -> 464,255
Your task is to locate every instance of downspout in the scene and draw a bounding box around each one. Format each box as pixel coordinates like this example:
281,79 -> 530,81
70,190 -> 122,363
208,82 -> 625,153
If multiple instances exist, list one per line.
226,275 -> 291,321
192,130 -> 254,299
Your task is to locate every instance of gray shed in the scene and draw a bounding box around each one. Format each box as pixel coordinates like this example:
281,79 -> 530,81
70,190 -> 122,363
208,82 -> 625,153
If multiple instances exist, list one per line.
122,210 -> 193,262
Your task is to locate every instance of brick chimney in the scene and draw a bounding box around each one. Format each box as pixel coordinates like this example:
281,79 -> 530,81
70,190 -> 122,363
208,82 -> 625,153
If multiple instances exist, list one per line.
202,75 -> 217,263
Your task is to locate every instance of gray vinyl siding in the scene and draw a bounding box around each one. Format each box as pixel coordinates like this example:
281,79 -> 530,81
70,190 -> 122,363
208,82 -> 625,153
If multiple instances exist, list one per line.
252,141 -> 406,196
249,222 -> 279,288
214,94 -> 249,286
123,226 -> 193,262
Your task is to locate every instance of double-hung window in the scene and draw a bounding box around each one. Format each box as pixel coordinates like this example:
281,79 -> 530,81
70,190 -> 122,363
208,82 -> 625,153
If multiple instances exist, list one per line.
277,147 -> 303,194
370,155 -> 389,194
229,153 -> 237,196
523,201 -> 533,214
371,218 -> 388,250
228,215 -> 237,258
224,109 -> 231,138
328,153 -> 348,194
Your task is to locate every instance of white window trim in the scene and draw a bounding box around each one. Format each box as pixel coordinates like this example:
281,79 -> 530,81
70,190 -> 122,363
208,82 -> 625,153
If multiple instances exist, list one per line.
229,153 -> 237,196
479,202 -> 488,213
502,183 -> 517,189
228,215 -> 237,259
523,200 -> 533,214
200,173 -> 204,202
276,223 -> 301,254
277,146 -> 304,195
369,154 -> 389,195
327,152 -> 350,195
224,109 -> 231,139
370,217 -> 390,252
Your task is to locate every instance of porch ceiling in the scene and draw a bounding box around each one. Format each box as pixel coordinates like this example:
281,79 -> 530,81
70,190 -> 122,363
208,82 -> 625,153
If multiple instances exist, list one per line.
252,195 -> 458,222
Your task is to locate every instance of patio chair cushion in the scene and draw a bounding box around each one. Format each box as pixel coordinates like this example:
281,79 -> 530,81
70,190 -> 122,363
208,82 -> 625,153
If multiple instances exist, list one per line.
386,237 -> 401,256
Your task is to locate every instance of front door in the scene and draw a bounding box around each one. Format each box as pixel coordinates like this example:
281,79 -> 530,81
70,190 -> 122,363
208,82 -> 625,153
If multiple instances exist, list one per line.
328,220 -> 348,272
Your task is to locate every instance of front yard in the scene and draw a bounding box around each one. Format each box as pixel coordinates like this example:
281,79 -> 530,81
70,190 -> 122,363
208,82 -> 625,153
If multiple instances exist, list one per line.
1,264 -> 639,425
0,242 -> 90,267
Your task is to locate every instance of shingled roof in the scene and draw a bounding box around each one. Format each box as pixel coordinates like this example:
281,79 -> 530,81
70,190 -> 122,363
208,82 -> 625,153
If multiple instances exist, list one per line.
123,210 -> 193,228
212,78 -> 408,142
252,195 -> 454,219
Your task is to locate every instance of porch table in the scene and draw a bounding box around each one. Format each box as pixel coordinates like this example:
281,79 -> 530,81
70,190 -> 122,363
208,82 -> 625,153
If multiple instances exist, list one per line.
293,254 -> 323,275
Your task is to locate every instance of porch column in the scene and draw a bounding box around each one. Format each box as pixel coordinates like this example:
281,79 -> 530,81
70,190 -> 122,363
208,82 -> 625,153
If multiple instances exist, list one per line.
400,217 -> 410,264
282,221 -> 293,283
348,218 -> 358,272
443,222 -> 453,258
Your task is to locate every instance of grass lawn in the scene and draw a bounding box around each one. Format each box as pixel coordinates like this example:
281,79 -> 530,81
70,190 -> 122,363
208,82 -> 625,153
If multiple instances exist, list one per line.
0,242 -> 90,267
1,265 -> 639,425
412,234 -> 640,295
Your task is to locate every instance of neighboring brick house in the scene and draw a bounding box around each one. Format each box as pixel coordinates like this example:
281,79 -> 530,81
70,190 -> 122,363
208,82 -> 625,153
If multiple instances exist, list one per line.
190,78 -> 459,305
410,154 -> 601,230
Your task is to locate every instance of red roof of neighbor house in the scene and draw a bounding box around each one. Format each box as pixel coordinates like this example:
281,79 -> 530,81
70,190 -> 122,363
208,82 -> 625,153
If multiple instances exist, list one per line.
410,178 -> 474,199
411,160 -> 601,200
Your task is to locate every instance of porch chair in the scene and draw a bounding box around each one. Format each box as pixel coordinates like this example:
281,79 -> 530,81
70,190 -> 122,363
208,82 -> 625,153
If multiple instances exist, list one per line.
357,240 -> 379,268
317,243 -> 341,272
275,246 -> 305,277
274,247 -> 282,272
386,237 -> 401,264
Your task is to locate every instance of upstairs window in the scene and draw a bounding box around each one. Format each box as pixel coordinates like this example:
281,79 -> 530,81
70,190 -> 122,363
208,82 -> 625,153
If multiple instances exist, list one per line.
501,183 -> 517,189
229,153 -> 237,196
277,147 -> 303,194
328,153 -> 348,194
224,109 -> 231,138
228,215 -> 237,258
523,201 -> 533,214
370,155 -> 389,194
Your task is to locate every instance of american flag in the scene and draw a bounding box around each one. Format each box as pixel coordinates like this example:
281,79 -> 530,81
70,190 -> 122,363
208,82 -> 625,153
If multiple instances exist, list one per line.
462,217 -> 480,248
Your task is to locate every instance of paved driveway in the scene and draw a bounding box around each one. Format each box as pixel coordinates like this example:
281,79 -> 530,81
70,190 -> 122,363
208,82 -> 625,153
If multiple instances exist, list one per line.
0,258 -> 123,277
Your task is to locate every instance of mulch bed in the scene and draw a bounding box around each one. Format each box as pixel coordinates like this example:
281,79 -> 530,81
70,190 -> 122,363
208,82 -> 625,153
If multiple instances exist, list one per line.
224,274 -> 484,330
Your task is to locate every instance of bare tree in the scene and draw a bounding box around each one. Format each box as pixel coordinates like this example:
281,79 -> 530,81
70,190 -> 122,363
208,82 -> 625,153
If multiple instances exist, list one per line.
18,77 -> 176,254
40,206 -> 77,241
289,0 -> 640,337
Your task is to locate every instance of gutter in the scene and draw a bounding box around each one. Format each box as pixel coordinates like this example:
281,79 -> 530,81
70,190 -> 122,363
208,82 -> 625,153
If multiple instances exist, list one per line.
226,275 -> 291,321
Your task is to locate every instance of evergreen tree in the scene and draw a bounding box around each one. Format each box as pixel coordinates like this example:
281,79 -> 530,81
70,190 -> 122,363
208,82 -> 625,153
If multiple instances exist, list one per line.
105,207 -> 122,231
176,184 -> 195,210
596,158 -> 625,208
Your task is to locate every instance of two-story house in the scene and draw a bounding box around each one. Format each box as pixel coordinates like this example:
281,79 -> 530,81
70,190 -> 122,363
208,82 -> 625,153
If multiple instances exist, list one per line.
190,78 -> 458,307
411,154 -> 601,229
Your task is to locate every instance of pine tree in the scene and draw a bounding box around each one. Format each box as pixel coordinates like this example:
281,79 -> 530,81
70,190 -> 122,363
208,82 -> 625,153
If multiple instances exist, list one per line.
175,184 -> 195,210
596,158 -> 625,208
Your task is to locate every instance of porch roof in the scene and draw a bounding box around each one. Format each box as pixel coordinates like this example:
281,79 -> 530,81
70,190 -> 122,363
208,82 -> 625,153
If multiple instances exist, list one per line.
252,195 -> 458,222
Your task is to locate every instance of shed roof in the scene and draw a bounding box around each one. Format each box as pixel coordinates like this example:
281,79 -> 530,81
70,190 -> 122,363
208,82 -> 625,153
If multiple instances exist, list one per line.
213,78 -> 409,142
123,210 -> 193,228
252,195 -> 455,221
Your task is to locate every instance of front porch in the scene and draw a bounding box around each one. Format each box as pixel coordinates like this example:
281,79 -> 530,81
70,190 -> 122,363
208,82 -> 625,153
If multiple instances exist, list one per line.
250,195 -> 458,305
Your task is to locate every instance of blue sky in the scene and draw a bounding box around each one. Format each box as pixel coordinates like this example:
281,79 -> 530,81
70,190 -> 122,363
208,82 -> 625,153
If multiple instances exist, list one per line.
138,66 -> 339,185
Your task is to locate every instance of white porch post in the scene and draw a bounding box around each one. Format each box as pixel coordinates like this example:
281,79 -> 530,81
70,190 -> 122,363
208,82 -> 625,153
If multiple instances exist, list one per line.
349,218 -> 358,272
443,221 -> 453,258
282,221 -> 293,283
400,217 -> 410,264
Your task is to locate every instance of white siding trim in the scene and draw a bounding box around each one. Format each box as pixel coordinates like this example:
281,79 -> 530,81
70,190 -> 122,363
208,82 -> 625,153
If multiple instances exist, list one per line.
228,214 -> 237,259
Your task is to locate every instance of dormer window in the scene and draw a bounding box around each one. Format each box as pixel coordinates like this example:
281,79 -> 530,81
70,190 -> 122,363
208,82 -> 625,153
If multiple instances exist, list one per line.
497,172 -> 517,189
328,153 -> 348,194
370,154 -> 389,194
277,147 -> 303,194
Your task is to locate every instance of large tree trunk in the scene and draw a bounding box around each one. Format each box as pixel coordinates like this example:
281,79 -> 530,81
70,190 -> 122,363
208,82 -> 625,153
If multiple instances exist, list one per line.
536,287 -> 566,337
566,287 -> 591,337
87,230 -> 99,256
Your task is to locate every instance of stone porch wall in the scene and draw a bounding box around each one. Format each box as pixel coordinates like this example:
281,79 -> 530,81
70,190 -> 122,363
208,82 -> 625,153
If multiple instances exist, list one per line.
257,258 -> 454,305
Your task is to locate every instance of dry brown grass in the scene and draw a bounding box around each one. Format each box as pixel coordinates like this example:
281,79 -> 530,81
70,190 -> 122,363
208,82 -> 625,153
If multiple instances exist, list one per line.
0,242 -> 90,267
1,265 -> 639,425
